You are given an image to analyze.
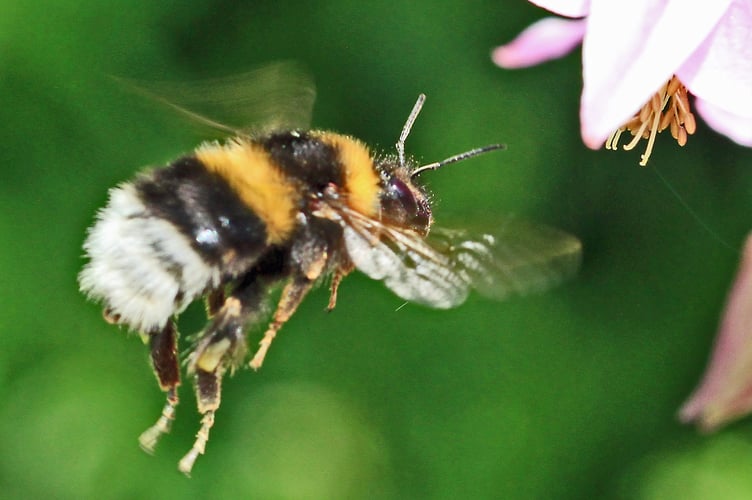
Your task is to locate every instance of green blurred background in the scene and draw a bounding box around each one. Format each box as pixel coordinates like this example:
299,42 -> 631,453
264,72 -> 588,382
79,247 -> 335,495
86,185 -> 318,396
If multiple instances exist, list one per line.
2,1 -> 752,498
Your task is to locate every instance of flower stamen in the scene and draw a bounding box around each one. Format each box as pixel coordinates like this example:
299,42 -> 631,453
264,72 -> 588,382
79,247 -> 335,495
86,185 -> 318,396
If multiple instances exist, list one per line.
606,76 -> 696,166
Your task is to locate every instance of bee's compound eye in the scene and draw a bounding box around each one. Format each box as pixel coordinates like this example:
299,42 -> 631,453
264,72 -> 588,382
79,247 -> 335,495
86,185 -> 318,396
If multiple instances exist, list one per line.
386,177 -> 417,213
382,177 -> 431,233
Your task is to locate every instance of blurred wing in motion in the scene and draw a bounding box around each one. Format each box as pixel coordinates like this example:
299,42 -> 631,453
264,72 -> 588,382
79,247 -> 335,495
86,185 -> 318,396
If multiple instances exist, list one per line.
429,218 -> 582,301
111,61 -> 316,134
343,212 -> 582,308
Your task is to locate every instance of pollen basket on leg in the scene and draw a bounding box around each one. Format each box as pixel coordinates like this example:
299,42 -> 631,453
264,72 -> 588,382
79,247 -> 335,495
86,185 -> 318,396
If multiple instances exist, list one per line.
196,139 -> 300,244
316,132 -> 381,217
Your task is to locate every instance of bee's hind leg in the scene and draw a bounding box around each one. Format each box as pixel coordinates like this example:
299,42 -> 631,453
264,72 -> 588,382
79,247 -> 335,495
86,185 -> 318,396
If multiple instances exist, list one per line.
138,321 -> 181,454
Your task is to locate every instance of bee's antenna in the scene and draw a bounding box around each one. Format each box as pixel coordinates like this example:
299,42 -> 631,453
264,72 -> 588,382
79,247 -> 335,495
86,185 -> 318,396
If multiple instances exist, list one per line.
411,144 -> 506,178
396,94 -> 426,168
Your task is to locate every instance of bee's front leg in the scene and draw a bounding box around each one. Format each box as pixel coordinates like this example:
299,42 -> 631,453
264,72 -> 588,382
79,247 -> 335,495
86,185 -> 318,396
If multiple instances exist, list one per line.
249,275 -> 314,370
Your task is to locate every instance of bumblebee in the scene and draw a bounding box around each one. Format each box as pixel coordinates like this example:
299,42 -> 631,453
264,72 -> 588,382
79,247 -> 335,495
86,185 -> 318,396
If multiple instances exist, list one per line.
78,64 -> 581,475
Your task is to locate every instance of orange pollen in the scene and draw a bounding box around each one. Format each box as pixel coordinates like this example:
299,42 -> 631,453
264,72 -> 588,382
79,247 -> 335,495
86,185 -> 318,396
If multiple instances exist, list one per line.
605,75 -> 697,166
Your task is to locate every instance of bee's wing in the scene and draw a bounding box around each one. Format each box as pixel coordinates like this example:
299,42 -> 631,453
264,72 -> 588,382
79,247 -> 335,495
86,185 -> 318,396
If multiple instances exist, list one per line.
343,223 -> 472,308
112,61 -> 316,134
428,219 -> 582,302
343,214 -> 582,309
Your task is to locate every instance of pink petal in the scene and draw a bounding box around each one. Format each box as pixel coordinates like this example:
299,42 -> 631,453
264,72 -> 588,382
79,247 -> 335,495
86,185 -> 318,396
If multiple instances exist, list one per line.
677,0 -> 752,131
492,17 -> 586,69
680,234 -> 752,431
531,0 -> 590,18
695,98 -> 752,147
580,0 -> 734,149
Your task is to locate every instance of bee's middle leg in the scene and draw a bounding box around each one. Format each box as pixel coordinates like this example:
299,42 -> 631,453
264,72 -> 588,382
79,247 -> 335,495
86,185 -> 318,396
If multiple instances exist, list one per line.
178,282 -> 265,475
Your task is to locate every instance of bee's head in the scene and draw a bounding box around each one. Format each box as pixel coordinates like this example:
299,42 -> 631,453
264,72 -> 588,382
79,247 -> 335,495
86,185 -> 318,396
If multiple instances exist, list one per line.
378,93 -> 504,235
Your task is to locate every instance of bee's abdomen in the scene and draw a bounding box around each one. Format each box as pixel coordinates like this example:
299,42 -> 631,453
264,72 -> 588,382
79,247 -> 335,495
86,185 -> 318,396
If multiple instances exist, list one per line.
78,183 -> 222,332
136,156 -> 271,266
195,140 -> 301,245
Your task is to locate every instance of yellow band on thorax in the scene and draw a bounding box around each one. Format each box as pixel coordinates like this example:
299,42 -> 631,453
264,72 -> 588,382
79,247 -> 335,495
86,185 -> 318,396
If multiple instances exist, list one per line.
315,132 -> 381,218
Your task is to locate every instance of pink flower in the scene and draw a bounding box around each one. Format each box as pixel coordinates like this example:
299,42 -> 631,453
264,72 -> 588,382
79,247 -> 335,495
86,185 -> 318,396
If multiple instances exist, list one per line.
492,0 -> 752,165
680,234 -> 752,431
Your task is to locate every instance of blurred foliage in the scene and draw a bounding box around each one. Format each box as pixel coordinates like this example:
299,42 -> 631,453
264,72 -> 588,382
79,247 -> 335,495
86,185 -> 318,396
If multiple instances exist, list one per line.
1,0 -> 752,498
